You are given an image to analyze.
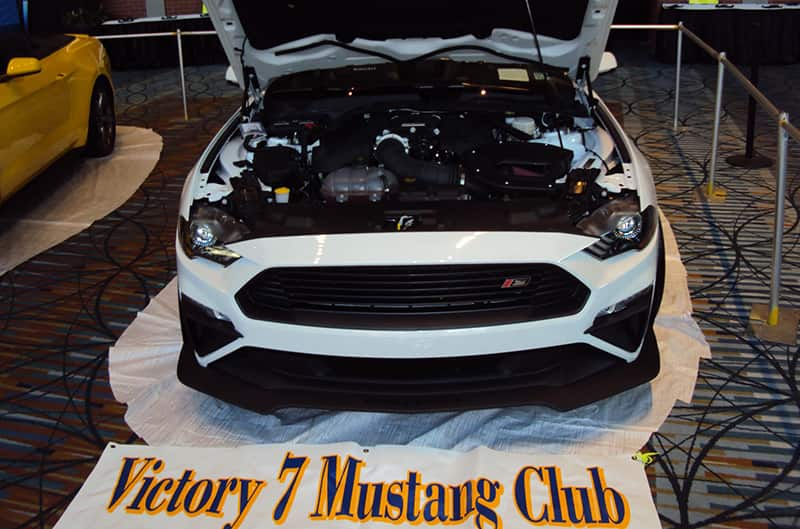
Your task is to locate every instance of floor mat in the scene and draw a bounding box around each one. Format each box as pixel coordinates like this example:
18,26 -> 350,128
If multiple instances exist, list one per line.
0,126 -> 162,276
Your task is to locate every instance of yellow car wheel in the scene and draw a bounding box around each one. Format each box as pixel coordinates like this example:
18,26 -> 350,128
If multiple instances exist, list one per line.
85,79 -> 116,157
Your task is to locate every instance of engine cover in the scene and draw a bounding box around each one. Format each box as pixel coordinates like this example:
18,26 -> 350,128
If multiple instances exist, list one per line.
463,143 -> 574,193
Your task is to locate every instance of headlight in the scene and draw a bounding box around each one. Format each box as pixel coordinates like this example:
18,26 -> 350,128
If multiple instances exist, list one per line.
179,206 -> 248,266
613,213 -> 642,240
579,198 -> 657,259
189,220 -> 218,248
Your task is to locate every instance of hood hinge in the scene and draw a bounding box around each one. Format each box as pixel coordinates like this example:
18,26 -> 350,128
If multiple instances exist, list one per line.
576,56 -> 597,113
241,65 -> 263,121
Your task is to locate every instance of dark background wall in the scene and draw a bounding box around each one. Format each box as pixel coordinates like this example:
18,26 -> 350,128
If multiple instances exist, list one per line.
99,0 -> 657,23
609,0 -> 660,45
104,0 -> 146,18
26,0 -> 204,32
103,0 -> 202,18
27,0 -> 660,30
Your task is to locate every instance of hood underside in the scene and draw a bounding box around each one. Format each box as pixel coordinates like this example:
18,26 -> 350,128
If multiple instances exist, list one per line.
205,0 -> 618,87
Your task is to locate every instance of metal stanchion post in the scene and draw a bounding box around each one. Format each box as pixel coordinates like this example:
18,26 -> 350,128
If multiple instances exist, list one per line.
707,52 -> 726,198
673,23 -> 683,131
750,112 -> 798,343
177,29 -> 189,121
768,113 -> 789,326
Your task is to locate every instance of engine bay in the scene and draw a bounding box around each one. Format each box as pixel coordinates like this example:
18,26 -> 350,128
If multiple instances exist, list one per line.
189,60 -> 640,240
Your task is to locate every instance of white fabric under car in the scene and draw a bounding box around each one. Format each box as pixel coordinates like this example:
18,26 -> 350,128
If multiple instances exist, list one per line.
0,126 -> 162,276
109,213 -> 710,455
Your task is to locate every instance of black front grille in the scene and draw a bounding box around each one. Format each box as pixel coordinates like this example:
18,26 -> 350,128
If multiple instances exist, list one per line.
236,264 -> 589,330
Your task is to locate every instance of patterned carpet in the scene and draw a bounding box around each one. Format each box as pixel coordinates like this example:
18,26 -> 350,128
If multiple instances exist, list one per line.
0,49 -> 799,527
0,65 -> 240,527
597,51 -> 800,527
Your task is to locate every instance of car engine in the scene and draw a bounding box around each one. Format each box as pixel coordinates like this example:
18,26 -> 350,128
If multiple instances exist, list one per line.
202,109 -> 629,208
187,60 -> 643,244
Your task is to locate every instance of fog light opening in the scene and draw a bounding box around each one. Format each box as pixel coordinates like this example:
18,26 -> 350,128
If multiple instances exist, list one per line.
588,286 -> 654,352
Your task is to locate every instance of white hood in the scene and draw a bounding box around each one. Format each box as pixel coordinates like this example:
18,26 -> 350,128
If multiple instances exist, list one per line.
205,0 -> 617,89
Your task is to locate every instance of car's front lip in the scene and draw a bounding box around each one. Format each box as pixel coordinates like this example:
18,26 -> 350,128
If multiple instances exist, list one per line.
176,228 -> 660,365
176,320 -> 660,413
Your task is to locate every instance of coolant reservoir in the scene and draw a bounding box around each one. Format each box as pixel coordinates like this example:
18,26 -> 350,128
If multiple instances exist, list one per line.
274,187 -> 290,204
321,166 -> 398,202
505,116 -> 539,138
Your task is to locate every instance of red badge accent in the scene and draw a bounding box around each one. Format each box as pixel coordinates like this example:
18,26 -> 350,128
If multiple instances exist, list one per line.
501,277 -> 531,289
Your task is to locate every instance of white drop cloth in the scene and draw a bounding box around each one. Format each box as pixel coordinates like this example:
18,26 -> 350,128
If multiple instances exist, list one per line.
109,214 -> 709,455
0,126 -> 162,276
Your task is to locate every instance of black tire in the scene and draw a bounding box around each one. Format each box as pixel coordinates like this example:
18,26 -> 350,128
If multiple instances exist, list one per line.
84,79 -> 116,157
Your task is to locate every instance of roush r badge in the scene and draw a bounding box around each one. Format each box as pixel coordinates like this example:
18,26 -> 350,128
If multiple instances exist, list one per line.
501,276 -> 531,289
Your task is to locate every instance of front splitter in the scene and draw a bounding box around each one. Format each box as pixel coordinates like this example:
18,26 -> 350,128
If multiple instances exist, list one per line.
177,326 -> 660,413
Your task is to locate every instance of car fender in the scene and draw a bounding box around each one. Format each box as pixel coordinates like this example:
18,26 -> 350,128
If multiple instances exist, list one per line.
595,96 -> 657,210
64,35 -> 114,148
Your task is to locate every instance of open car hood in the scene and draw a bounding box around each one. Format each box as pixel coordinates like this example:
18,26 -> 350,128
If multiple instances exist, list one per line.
206,0 -> 618,88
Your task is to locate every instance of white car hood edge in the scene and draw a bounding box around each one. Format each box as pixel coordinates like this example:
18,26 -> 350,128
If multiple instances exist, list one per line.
205,0 -> 619,89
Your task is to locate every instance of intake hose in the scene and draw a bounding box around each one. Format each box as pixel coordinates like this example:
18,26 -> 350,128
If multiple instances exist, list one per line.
375,138 -> 460,186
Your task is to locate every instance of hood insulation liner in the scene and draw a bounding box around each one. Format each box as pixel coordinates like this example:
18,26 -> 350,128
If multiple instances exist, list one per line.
232,0 -> 590,50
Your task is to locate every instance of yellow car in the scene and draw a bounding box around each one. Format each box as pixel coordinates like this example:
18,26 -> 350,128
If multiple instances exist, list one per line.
0,32 -> 115,205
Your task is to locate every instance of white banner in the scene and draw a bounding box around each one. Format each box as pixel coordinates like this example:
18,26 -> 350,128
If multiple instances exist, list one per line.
55,443 -> 660,529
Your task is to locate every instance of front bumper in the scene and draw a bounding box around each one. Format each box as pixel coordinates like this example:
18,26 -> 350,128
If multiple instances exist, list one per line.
176,228 -> 663,412
177,312 -> 660,412
177,230 -> 660,361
